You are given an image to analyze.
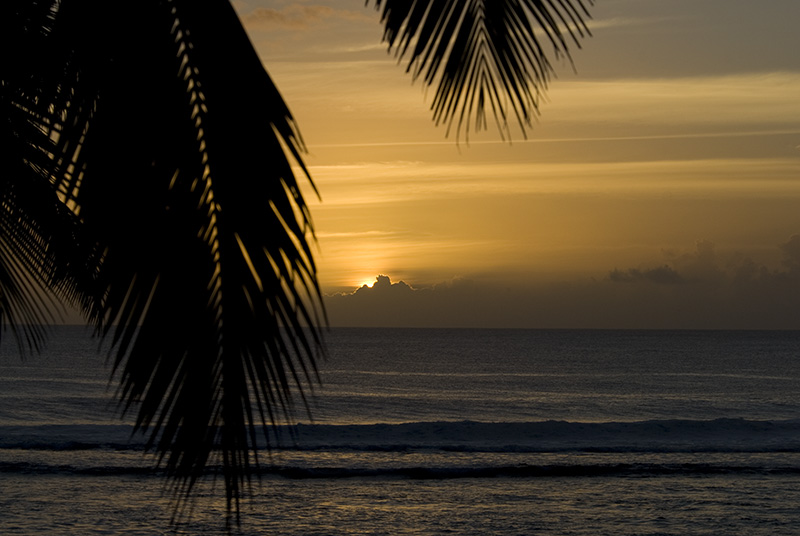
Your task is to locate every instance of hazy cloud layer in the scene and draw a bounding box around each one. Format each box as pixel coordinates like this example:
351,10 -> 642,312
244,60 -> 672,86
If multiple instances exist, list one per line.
609,238 -> 800,287
609,265 -> 683,285
325,238 -> 800,330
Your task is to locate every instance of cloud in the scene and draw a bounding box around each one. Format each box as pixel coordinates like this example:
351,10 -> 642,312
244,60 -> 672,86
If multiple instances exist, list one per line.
352,274 -> 413,296
609,237 -> 800,287
609,265 -> 683,285
586,16 -> 679,31
609,241 -> 728,286
780,234 -> 800,272
326,275 -> 429,327
242,5 -> 369,30
323,237 -> 800,330
316,230 -> 399,239
334,43 -> 386,54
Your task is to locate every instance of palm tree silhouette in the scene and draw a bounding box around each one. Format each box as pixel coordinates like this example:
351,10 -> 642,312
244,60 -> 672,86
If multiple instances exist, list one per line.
1,0 -> 592,522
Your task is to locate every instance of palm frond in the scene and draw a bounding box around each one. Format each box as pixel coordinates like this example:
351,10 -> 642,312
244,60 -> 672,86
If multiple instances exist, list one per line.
44,0 -> 324,520
371,0 -> 593,140
0,101 -> 57,351
0,0 -> 101,353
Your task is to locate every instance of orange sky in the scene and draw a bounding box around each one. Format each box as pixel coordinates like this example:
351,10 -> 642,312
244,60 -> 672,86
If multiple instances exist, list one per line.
233,0 -> 800,328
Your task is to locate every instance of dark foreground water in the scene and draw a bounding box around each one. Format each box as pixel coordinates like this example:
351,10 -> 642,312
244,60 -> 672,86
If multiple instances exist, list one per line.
2,327 -> 800,534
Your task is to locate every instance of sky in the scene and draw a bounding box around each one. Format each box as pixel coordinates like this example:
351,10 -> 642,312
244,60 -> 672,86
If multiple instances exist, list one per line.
232,0 -> 800,329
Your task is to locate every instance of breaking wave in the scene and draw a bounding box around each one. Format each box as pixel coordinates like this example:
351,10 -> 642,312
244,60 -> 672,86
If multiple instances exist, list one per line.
3,418 -> 800,453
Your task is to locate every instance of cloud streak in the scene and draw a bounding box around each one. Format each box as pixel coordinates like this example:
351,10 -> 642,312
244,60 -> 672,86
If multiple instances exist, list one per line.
304,157 -> 800,207
306,129 -> 800,149
242,5 -> 369,30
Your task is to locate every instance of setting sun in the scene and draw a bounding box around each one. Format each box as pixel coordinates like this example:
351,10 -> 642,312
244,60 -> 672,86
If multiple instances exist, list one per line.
356,278 -> 376,289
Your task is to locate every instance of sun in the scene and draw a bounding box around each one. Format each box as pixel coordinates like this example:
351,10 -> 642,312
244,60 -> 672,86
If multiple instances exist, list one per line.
357,278 -> 376,289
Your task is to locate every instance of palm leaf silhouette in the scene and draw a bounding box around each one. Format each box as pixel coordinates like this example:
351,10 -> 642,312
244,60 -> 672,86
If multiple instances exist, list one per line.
372,0 -> 593,140
4,0 -> 324,519
1,0 -> 101,352
2,0 -> 592,524
62,0 -> 324,517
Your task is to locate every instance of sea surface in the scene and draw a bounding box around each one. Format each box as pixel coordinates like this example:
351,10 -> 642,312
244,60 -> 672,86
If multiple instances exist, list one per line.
2,327 -> 800,535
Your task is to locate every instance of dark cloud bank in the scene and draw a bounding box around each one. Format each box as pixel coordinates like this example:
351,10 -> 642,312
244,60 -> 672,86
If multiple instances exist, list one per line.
324,237 -> 800,329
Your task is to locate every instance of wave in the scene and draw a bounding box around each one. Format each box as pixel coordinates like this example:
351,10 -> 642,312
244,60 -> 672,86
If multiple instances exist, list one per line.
283,419 -> 800,453
264,463 -> 800,480
4,460 -> 800,480
0,424 -> 143,451
3,418 -> 800,454
5,419 -> 800,480
0,461 -> 160,476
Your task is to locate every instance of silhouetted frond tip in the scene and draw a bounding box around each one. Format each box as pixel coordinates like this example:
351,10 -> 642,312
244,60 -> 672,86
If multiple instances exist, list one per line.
370,0 -> 593,141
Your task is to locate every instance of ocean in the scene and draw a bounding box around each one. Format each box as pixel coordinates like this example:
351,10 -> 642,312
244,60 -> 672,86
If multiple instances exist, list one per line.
2,327 -> 800,535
